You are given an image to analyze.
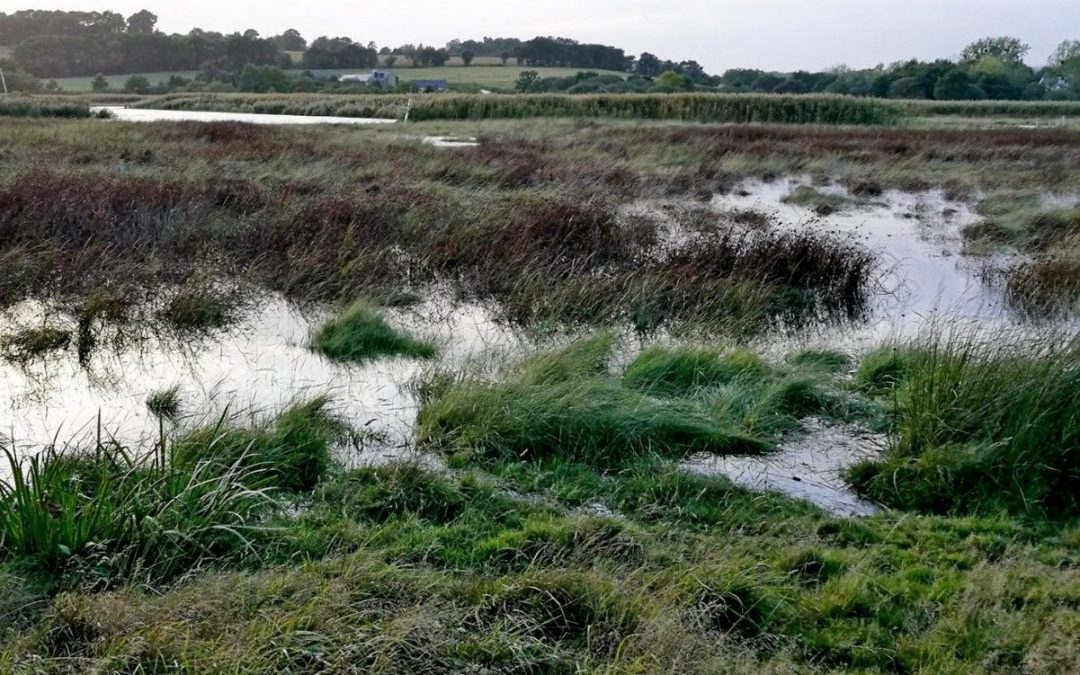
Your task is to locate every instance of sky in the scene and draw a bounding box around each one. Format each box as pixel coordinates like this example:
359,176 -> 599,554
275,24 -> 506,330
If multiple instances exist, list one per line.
7,1 -> 1079,72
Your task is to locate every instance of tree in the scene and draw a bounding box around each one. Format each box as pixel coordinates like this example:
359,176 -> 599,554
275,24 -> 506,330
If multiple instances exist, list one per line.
887,77 -> 927,99
515,70 -> 540,92
500,51 -> 510,65
637,52 -> 661,77
933,70 -> 981,99
384,55 -> 397,68
126,10 -> 157,34
274,28 -> 307,51
91,74 -> 109,91
1048,40 -> 1080,67
303,37 -> 377,69
961,36 -> 1029,65
124,75 -> 150,92
239,64 -> 289,92
0,59 -> 40,92
652,71 -> 694,91
462,49 -> 474,66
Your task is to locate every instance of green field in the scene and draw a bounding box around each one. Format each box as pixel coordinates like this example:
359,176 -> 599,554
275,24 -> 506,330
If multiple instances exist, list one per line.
52,65 -> 622,92
52,70 -> 200,92
312,65 -> 625,87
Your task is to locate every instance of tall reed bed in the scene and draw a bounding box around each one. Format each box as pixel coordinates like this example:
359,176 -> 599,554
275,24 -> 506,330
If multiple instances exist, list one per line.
138,92 -> 903,125
0,98 -> 90,118
900,98 -> 1080,118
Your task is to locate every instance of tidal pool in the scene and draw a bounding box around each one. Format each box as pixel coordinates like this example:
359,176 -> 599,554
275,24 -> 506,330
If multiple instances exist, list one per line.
2,163 -> 1074,514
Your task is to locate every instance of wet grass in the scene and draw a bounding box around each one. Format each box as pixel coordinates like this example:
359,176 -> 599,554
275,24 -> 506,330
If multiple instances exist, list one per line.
2,117 -> 1077,334
781,185 -> 859,215
2,448 -> 1076,673
0,327 -> 71,362
848,333 -> 1080,520
145,386 -> 182,420
312,301 -> 436,362
962,195 -> 1080,314
1,116 -> 1079,672
418,336 -> 868,469
171,398 -> 346,493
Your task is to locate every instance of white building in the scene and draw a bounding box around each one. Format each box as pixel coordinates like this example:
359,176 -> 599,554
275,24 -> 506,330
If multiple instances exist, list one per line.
339,70 -> 398,88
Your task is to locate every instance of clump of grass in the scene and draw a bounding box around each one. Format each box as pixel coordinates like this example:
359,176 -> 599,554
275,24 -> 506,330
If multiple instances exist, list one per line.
159,284 -> 238,332
0,445 -> 275,587
312,301 -> 436,362
781,185 -> 854,216
418,336 -> 767,468
315,463 -> 467,524
0,327 -> 71,362
172,398 -> 346,493
419,336 -> 863,469
622,345 -> 767,395
787,348 -> 851,372
0,99 -> 91,119
964,199 -> 1080,254
146,386 -> 182,421
847,335 -> 1080,519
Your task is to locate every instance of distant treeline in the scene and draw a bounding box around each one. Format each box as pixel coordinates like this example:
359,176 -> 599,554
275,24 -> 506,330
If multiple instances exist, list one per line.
0,8 -> 705,83
716,37 -> 1080,102
1,9 -> 1078,102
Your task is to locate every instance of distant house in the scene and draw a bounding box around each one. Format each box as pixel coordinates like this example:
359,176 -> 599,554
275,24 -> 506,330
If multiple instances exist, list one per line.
339,70 -> 397,88
410,79 -> 450,92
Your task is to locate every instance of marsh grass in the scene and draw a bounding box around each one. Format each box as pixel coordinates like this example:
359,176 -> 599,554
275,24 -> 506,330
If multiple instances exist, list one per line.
0,398 -> 348,591
312,301 -> 436,362
141,92 -> 904,125
171,398 -> 346,493
0,327 -> 71,362
418,336 -> 866,469
0,99 -> 90,119
781,185 -> 858,215
145,386 -> 182,421
159,282 -> 245,332
0,445 -> 275,588
847,333 -> 1080,519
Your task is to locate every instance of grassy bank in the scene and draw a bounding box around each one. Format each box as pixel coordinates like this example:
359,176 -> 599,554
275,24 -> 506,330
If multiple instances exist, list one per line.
1,362 -> 1077,672
136,92 -> 904,125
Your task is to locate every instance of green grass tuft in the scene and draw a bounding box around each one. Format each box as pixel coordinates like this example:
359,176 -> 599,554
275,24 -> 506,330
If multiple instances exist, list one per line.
848,337 -> 1079,519
622,345 -> 767,396
1,327 -> 71,362
145,386 -> 182,420
312,301 -> 436,362
172,398 -> 346,493
418,337 -> 867,469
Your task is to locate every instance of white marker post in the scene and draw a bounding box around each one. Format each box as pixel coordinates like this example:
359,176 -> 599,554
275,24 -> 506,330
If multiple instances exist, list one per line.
0,69 -> 8,95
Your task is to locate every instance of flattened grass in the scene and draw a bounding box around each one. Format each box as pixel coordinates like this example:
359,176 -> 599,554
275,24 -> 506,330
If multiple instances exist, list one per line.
418,335 -> 863,469
312,301 -> 436,362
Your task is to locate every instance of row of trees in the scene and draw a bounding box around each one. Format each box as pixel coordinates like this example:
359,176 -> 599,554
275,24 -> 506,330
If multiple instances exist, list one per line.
0,10 -> 701,81
717,38 -> 1080,101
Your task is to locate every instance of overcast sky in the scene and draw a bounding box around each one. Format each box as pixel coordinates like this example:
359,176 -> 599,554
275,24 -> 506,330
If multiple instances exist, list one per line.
8,1 -> 1079,72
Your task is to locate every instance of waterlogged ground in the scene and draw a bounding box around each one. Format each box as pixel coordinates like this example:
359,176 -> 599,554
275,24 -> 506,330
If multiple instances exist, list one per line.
1,114 -> 1075,514
1,295 -> 522,468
